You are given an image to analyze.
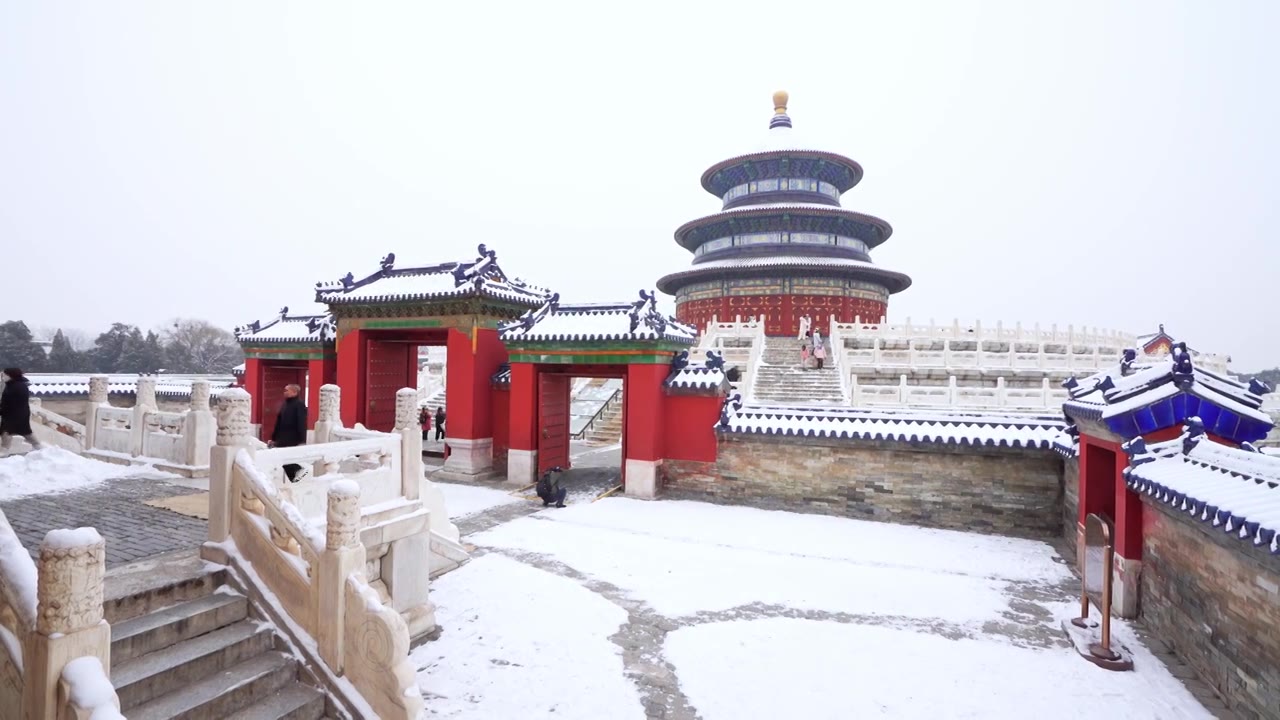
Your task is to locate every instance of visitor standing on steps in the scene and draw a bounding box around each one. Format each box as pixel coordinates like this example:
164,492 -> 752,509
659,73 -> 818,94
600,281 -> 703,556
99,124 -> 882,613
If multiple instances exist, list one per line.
813,330 -> 826,370
434,406 -> 446,442
268,383 -> 308,483
0,368 -> 41,454
800,335 -> 811,369
419,407 -> 431,441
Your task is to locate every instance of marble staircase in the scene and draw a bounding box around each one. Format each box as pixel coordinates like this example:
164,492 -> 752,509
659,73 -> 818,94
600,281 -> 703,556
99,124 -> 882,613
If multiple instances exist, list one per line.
105,557 -> 334,720
585,400 -> 624,445
752,337 -> 846,405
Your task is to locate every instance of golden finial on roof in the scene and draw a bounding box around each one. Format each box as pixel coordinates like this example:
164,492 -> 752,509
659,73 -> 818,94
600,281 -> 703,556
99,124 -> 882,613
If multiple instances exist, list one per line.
773,90 -> 789,115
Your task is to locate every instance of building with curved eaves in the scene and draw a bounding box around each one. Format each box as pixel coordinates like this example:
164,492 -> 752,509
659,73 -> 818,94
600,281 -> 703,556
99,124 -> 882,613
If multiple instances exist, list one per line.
658,92 -> 911,337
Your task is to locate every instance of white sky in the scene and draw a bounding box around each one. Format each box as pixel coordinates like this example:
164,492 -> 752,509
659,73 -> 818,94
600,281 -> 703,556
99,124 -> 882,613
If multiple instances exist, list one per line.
2,1 -> 1277,369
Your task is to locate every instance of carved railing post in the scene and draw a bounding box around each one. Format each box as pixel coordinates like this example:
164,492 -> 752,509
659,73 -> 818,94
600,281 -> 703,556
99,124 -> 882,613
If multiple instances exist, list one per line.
313,384 -> 342,448
129,376 -> 158,458
22,528 -> 116,720
183,380 -> 216,469
84,375 -> 109,452
395,388 -> 422,501
207,388 -> 253,545
318,482 -> 363,672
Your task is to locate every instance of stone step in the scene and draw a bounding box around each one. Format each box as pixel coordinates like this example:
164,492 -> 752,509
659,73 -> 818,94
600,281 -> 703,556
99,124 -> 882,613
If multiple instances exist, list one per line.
221,682 -> 327,720
104,550 -> 226,625
126,651 -> 299,720
113,620 -> 275,709
111,591 -> 249,664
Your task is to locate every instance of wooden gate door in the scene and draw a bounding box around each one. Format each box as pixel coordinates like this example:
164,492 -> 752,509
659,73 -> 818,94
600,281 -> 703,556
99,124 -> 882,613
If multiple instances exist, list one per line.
538,373 -> 570,473
260,364 -> 308,441
366,340 -> 412,432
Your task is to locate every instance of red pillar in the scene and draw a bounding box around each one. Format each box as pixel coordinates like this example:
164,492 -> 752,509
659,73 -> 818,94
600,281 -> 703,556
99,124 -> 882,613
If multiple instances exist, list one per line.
1113,451 -> 1142,561
243,358 -> 263,425
336,329 -> 365,427
441,327 -> 507,478
623,363 -> 669,499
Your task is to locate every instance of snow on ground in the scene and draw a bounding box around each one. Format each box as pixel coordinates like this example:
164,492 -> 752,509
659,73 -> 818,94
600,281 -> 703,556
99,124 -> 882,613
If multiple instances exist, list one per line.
474,498 -> 1069,621
665,618 -> 1213,720
437,482 -> 521,519
0,448 -> 175,501
412,554 -> 643,720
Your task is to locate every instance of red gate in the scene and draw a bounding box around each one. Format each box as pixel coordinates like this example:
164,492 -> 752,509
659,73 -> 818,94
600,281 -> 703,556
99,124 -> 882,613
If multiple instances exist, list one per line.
260,364 -> 308,442
538,373 -> 570,473
366,340 -> 412,432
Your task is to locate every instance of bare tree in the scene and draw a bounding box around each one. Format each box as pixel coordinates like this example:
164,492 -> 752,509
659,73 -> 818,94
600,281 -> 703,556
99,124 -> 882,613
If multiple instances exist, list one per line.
162,319 -> 244,373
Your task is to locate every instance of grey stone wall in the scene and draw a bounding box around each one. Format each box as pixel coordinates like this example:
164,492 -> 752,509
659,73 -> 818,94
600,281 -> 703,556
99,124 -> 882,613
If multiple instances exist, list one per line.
1061,454 -> 1079,561
663,434 -> 1064,539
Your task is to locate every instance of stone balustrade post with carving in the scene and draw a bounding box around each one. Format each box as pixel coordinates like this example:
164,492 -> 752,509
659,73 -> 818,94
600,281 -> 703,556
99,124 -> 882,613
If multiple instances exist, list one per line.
21,528 -> 118,720
317,483 -> 363,672
83,375 -> 109,453
313,384 -> 342,448
182,380 -> 217,468
208,387 -> 253,545
129,376 -> 158,456
394,388 -> 422,502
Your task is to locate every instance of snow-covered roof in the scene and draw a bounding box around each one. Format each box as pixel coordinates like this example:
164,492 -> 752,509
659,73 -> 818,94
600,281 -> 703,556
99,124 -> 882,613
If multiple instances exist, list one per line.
659,254 -> 912,294
234,308 -> 334,345
1124,420 -> 1280,554
491,364 -> 511,388
500,291 -> 698,345
1062,343 -> 1273,443
1051,426 -> 1080,459
717,401 -> 1066,449
232,363 -> 245,376
315,245 -> 551,308
665,349 -> 733,391
675,204 -> 893,249
25,374 -> 237,399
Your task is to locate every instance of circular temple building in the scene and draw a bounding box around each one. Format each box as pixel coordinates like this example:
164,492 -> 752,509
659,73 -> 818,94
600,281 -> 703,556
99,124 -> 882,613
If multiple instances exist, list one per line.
657,91 -> 912,337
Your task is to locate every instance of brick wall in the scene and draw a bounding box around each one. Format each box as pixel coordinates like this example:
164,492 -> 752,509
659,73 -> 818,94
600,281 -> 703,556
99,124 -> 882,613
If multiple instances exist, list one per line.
662,434 -> 1064,538
1062,455 -> 1079,561
1140,498 -> 1280,719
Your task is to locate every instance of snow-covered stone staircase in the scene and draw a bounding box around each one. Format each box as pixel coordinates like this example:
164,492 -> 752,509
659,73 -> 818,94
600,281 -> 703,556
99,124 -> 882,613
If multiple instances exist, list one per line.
751,337 -> 847,405
106,560 -> 333,719
585,399 -> 624,445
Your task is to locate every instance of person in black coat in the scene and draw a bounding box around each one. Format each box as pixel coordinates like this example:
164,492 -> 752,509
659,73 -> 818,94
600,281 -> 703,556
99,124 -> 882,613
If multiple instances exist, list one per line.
434,406 -> 446,442
536,466 -> 567,508
268,383 -> 308,482
0,368 -> 41,454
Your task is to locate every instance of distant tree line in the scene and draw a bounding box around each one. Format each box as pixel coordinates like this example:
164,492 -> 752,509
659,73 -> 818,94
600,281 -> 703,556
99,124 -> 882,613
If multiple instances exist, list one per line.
0,319 -> 243,374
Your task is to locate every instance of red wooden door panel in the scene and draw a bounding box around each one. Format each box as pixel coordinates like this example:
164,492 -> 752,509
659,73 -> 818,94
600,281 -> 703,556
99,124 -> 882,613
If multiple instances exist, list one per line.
538,373 -> 570,473
366,341 -> 412,432
260,365 -> 308,441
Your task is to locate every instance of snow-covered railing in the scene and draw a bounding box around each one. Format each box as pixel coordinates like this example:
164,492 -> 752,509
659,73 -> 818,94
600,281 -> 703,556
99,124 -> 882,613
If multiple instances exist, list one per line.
205,388 -> 425,720
83,375 -> 216,476
743,319 -> 768,403
26,399 -> 86,452
0,516 -> 124,719
836,317 -> 1136,347
850,375 -> 1069,411
700,314 -> 764,344
828,314 -> 850,403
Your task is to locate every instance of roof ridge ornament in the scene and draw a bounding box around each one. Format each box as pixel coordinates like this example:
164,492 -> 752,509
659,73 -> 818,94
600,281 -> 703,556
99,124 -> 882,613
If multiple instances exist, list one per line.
770,90 -> 792,130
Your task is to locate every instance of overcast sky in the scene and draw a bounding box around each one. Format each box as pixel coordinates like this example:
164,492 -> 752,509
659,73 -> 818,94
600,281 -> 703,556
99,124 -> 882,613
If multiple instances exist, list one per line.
2,1 -> 1277,369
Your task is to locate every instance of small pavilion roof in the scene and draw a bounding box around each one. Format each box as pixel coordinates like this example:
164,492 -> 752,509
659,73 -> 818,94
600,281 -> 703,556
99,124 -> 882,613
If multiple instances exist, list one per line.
235,307 -> 335,345
1124,421 -> 1280,554
500,291 -> 697,345
1062,343 -> 1272,443
315,245 -> 551,308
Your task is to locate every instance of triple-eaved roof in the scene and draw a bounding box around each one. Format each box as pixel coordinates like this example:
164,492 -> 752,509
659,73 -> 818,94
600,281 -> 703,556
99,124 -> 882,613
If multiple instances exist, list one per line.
500,290 -> 697,345
1062,343 -> 1272,444
315,245 -> 550,308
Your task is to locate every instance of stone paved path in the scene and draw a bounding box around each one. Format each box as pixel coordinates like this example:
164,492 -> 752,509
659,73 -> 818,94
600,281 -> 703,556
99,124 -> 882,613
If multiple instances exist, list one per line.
0,476 -> 207,568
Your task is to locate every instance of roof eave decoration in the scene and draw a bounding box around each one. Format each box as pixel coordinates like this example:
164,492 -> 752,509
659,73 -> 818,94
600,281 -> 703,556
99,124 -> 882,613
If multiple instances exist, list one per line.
499,290 -> 699,346
665,349 -> 738,392
1060,342 -> 1273,444
1123,419 -> 1280,554
314,244 -> 550,307
234,307 -> 336,345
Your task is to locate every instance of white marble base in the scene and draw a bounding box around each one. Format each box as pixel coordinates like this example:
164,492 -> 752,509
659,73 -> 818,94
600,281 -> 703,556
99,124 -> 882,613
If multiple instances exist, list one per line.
624,459 -> 661,500
442,436 -> 493,477
507,448 -> 538,486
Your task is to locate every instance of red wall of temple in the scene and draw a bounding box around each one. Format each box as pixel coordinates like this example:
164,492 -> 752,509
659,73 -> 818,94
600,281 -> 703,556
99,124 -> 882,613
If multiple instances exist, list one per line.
677,295 -> 887,336
491,386 -> 510,473
663,394 -> 721,462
